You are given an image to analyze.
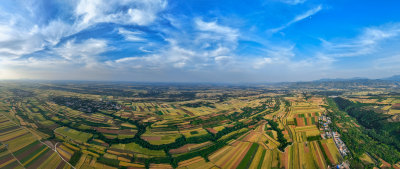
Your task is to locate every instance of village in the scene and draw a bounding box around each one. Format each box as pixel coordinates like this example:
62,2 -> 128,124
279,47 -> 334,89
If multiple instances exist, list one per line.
319,114 -> 350,169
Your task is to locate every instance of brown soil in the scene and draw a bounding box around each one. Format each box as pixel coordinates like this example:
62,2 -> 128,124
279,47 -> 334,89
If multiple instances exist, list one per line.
127,167 -> 146,169
322,143 -> 335,164
178,157 -> 203,167
138,106 -> 144,112
296,118 -> 305,126
169,144 -> 196,154
3,161 -> 21,169
119,129 -> 136,135
108,148 -> 132,154
0,128 -> 23,137
313,142 -> 325,169
380,158 -> 392,168
304,143 -> 310,153
285,149 -> 290,169
179,108 -> 195,116
0,126 -> 19,133
15,143 -> 44,161
206,128 -> 217,134
56,144 -> 72,160
169,142 -> 211,154
0,154 -> 13,164
95,128 -> 136,135
0,119 -> 10,123
3,132 -> 29,142
56,161 -> 66,169
26,149 -> 52,169
392,103 -> 400,109
219,143 -> 247,166
305,118 -> 310,126
242,132 -> 255,142
231,140 -> 241,146
231,143 -> 253,169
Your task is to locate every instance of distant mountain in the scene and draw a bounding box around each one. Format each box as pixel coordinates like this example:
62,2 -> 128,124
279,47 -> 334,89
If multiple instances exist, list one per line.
381,75 -> 400,81
277,76 -> 400,89
316,77 -> 368,82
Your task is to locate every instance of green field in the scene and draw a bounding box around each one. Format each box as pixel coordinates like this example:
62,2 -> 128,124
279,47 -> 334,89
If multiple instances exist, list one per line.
55,127 -> 93,143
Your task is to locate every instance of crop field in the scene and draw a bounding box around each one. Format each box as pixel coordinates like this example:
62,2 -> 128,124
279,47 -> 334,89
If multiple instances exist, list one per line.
170,141 -> 213,155
75,153 -> 119,169
0,113 -> 72,169
0,83 -> 370,168
111,142 -> 166,157
181,128 -> 209,138
0,144 -> 24,169
55,127 -> 93,143
177,156 -> 215,169
209,141 -> 253,168
56,143 -> 75,161
319,139 -> 341,164
360,153 -> 375,165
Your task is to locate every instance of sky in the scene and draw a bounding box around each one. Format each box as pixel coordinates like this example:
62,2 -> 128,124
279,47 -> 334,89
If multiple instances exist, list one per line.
1,0 -> 400,83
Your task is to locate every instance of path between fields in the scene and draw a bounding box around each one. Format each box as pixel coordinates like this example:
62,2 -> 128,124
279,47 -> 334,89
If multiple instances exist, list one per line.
55,142 -> 76,169
0,112 -> 75,169
0,114 -> 25,168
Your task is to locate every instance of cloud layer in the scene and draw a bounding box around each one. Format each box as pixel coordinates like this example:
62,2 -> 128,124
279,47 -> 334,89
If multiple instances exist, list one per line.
1,0 -> 400,82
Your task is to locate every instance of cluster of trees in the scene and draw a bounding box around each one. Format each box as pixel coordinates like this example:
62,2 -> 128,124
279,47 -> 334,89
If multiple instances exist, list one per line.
138,91 -> 197,102
266,119 -> 290,151
190,115 -> 227,126
327,98 -> 400,165
333,97 -> 400,150
181,101 -> 216,108
171,127 -> 249,167
69,151 -> 82,166
38,100 -> 259,167
40,85 -> 135,97
97,156 -> 121,167
37,94 -> 269,167
230,102 -> 271,120
306,135 -> 321,141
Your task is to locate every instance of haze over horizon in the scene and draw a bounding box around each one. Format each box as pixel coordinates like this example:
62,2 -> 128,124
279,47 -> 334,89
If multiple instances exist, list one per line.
1,0 -> 400,82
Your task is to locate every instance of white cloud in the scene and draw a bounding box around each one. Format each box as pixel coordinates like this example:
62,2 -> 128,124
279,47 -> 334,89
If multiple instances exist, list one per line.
0,5 -> 72,59
0,19 -> 72,59
321,23 -> 400,57
195,18 -> 239,42
0,38 -> 112,80
0,0 -> 168,60
253,45 -> 295,69
118,28 -> 146,41
6,1 -> 400,82
269,5 -> 322,33
74,0 -> 167,29
374,54 -> 400,71
112,43 -> 195,69
253,57 -> 273,69
277,0 -> 306,5
54,38 -> 109,68
110,18 -> 241,71
292,5 -> 322,23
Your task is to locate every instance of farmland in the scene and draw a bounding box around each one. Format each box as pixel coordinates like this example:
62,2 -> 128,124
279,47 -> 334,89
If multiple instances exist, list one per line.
0,81 -> 399,169
0,113 -> 72,169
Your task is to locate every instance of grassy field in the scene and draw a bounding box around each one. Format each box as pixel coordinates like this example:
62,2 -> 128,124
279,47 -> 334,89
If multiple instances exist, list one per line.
0,114 -> 72,169
111,143 -> 166,157
55,127 -> 93,143
0,83 -> 359,169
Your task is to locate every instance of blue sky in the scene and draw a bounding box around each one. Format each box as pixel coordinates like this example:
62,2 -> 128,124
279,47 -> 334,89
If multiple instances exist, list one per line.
1,0 -> 400,82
